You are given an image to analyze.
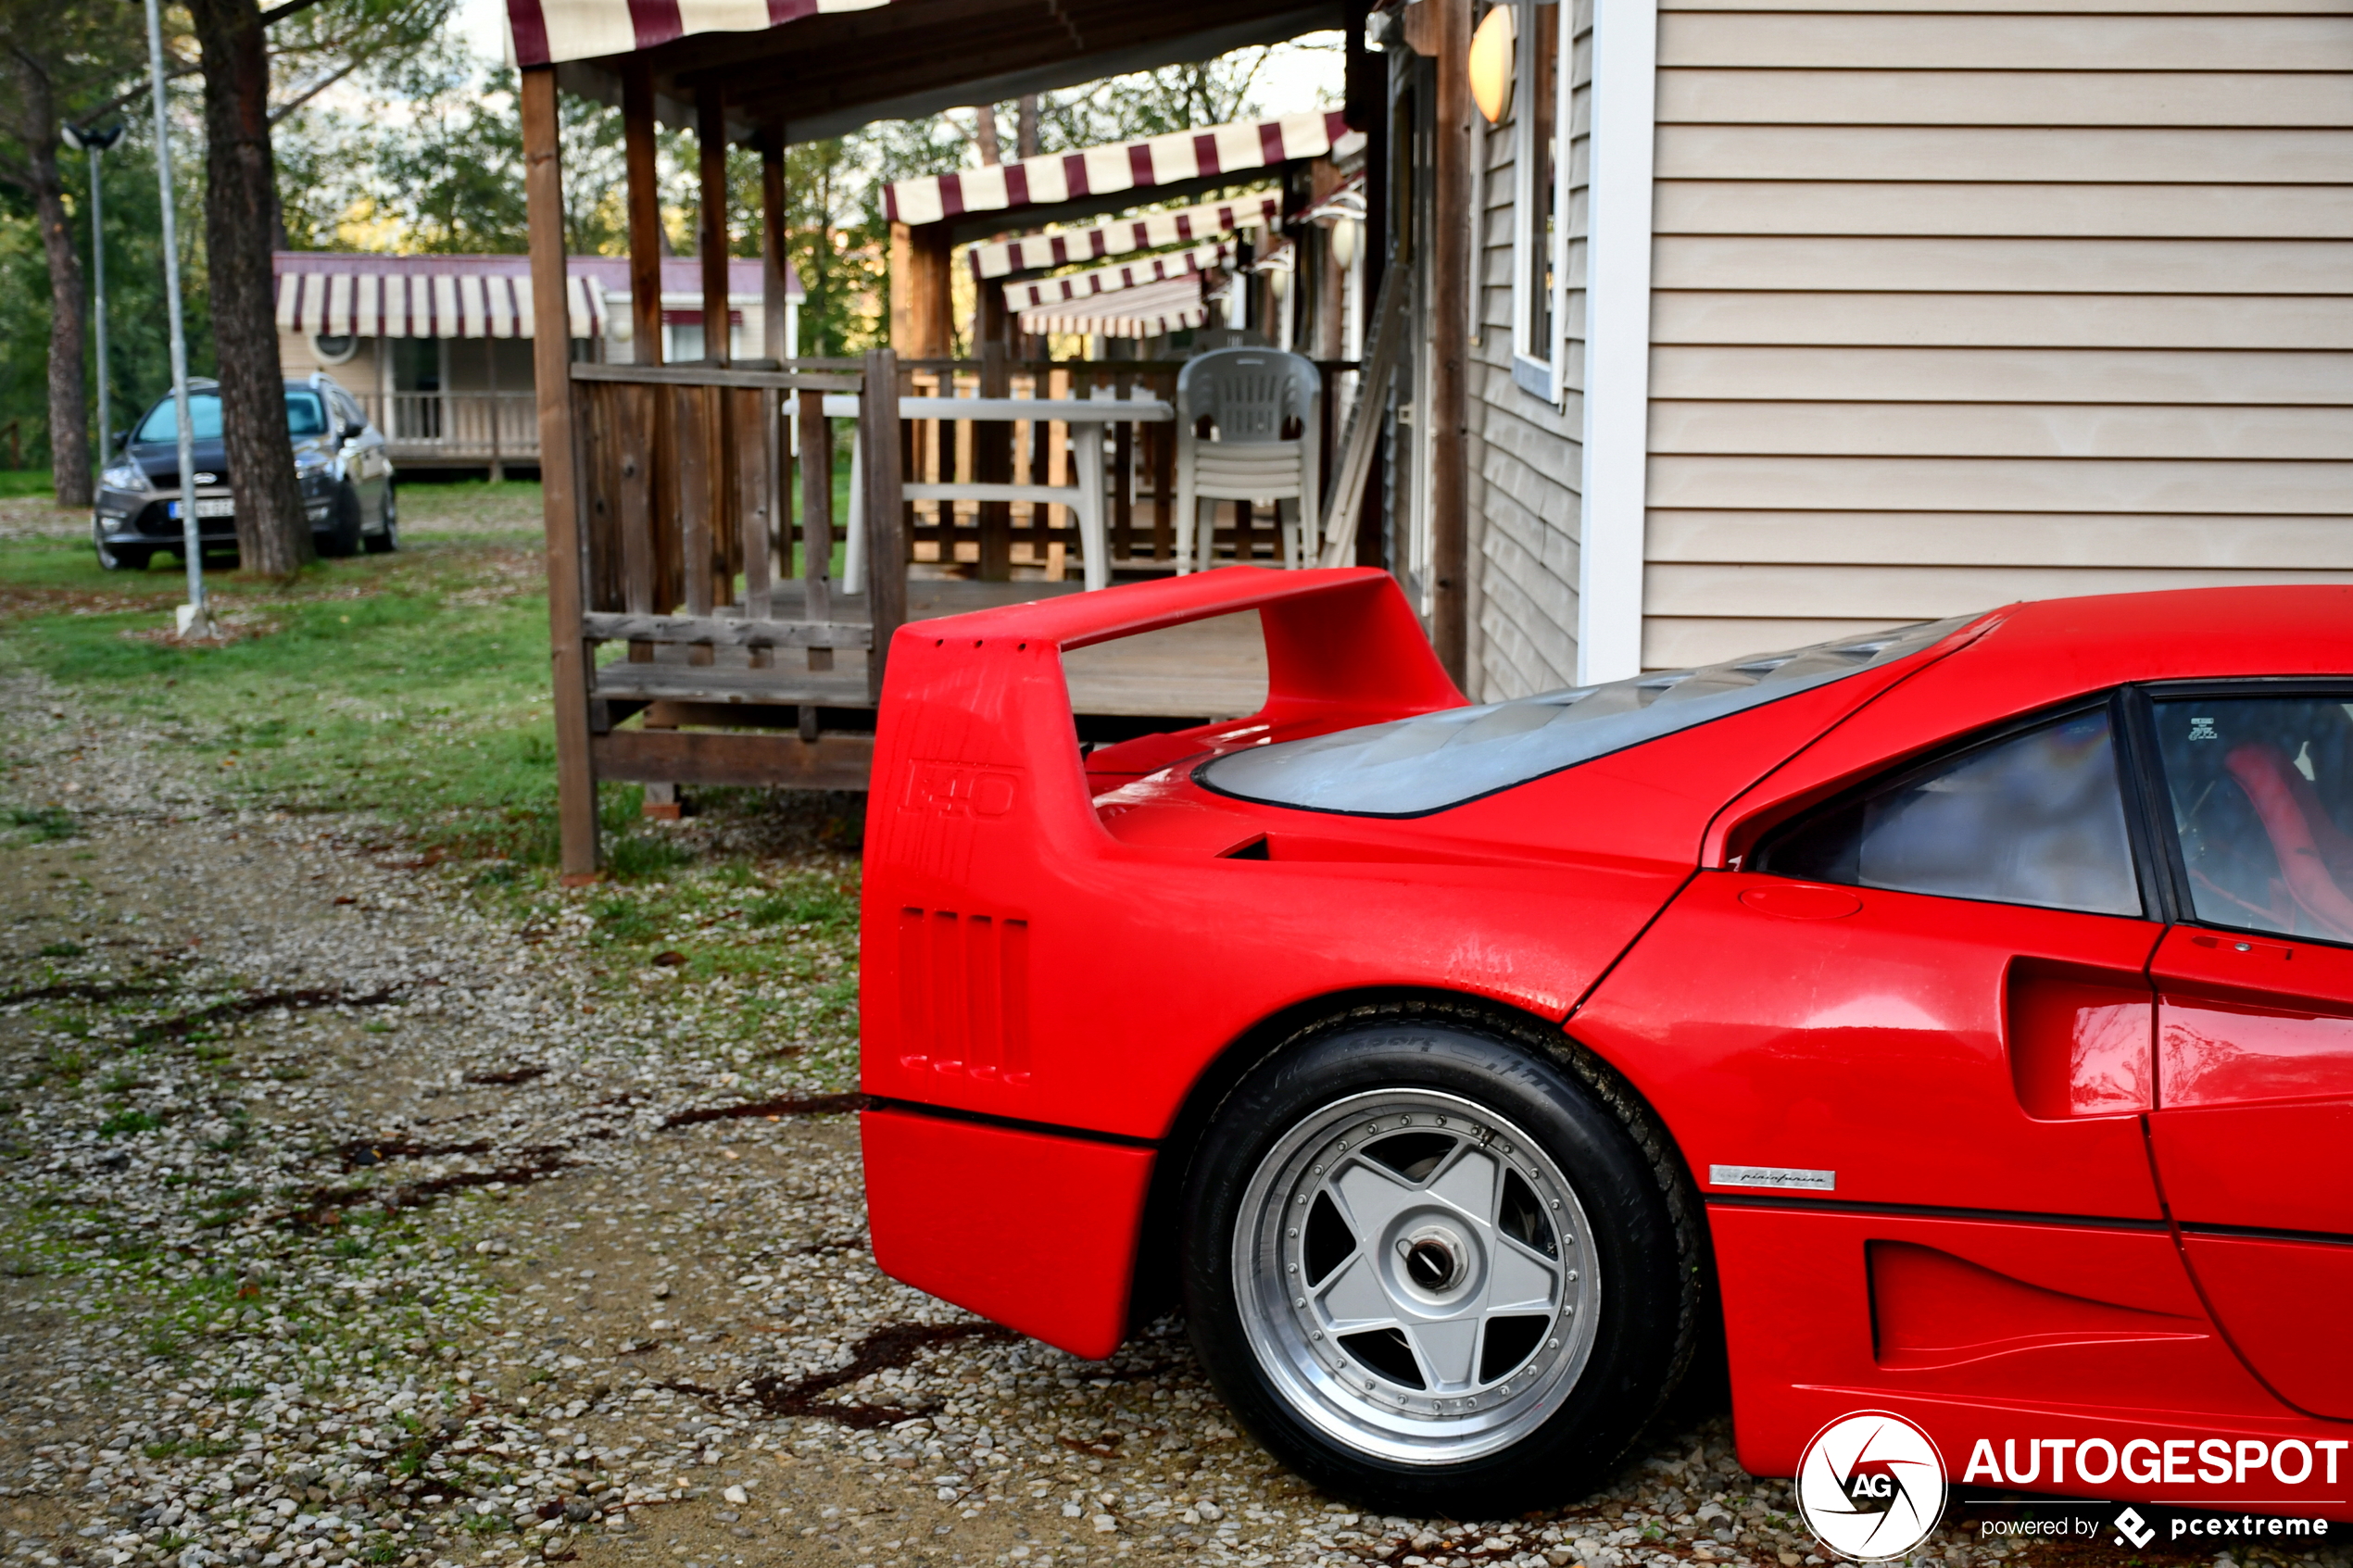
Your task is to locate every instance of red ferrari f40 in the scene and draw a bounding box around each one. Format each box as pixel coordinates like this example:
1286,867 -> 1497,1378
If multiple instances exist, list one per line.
858,570 -> 2353,1518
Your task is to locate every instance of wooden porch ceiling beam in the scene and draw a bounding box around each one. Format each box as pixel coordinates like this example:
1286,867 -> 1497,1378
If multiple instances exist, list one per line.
665,0 -> 1322,129
719,7 -> 1275,121
656,0 -> 1051,82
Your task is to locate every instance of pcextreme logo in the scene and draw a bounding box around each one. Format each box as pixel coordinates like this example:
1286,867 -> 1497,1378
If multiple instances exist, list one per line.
1795,1411 -> 1949,1562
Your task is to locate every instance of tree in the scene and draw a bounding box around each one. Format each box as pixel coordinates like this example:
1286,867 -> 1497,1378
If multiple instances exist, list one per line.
181,0 -> 447,578
0,0 -> 158,505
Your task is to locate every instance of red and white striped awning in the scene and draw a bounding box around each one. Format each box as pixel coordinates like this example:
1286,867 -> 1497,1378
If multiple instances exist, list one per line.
887,109 -> 1354,226
967,192 -> 1280,281
1018,277 -> 1208,339
276,268 -> 607,340
504,0 -> 885,69
1002,239 -> 1237,311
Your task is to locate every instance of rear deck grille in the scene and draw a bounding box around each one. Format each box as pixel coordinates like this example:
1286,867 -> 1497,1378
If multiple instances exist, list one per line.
897,907 -> 1032,1086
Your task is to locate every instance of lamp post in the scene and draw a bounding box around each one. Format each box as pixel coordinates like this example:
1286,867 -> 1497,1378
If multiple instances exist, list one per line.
58,123 -> 125,465
137,0 -> 212,638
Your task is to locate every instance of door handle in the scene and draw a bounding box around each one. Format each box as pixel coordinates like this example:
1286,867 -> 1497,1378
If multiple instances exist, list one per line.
2007,960 -> 2156,1120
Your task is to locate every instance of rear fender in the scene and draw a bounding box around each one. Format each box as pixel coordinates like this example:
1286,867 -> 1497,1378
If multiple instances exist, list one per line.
859,570 -> 1462,1358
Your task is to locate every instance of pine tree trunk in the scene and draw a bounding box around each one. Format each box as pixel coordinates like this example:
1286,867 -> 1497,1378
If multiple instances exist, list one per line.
188,0 -> 311,579
9,56 -> 94,507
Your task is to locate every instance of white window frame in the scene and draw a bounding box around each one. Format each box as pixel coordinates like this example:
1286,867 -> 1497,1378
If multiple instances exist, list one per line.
1509,0 -> 1573,404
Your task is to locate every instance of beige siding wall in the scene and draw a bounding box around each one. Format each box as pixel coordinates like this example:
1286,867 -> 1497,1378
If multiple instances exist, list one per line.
1466,0 -> 1596,701
1642,0 -> 2353,671
278,332 -> 386,389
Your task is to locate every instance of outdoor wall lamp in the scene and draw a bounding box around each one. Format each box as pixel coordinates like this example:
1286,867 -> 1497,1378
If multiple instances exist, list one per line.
1469,4 -> 1515,124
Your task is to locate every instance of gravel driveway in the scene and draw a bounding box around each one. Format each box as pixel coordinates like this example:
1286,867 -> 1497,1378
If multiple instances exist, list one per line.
0,653 -> 2246,1568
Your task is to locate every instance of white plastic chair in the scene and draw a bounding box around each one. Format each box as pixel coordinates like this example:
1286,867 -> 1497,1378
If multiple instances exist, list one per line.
1173,348 -> 1322,573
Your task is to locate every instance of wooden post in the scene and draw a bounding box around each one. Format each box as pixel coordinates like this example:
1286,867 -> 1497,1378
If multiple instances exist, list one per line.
975,337 -> 1012,579
861,347 -> 905,705
623,63 -> 665,368
1318,230 -> 1345,360
760,131 -> 791,365
693,84 -> 736,633
1428,0 -> 1474,689
797,389 -> 833,741
975,257 -> 1010,361
520,66 -> 598,881
484,337 -> 503,483
889,220 -> 952,358
751,130 -> 788,679
1151,402 -> 1175,562
623,62 -> 681,819
698,89 -> 731,367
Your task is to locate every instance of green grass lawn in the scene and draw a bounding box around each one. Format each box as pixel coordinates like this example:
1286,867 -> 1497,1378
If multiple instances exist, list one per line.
0,480 -> 867,1043
0,470 -> 58,499
1,505 -> 582,859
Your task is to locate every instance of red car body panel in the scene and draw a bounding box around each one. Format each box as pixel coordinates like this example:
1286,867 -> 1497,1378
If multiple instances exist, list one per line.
859,571 -> 2353,1517
862,1106 -> 1154,1359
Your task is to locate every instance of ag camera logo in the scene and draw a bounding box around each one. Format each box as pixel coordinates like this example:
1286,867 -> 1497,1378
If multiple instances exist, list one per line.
1796,1411 -> 1948,1561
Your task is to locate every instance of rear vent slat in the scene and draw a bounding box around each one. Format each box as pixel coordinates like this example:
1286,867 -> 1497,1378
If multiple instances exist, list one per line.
898,906 -> 1034,1088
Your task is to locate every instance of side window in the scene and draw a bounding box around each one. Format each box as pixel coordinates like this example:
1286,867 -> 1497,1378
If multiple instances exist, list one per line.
2151,695 -> 2353,945
1760,707 -> 2142,918
330,389 -> 364,433
1509,0 -> 1565,396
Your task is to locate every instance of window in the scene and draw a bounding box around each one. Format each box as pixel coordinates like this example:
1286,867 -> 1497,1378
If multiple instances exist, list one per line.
1510,0 -> 1567,400
134,391 -> 330,443
2151,695 -> 2353,945
1197,614 -> 1980,817
135,394 -> 220,443
312,332 -> 359,365
1761,708 -> 2142,918
328,388 -> 365,434
284,393 -> 330,437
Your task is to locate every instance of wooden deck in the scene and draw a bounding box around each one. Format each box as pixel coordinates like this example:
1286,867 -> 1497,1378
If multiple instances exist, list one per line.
585,578 -> 1267,796
595,577 -> 1267,721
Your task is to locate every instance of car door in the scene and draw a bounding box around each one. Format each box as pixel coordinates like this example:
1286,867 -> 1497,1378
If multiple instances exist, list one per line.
1574,693 -> 2246,1461
1585,697 -> 2171,1219
2139,686 -> 2353,1419
330,388 -> 384,522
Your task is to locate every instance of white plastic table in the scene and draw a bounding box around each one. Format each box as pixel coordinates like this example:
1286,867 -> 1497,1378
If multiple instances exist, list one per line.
821,392 -> 1175,593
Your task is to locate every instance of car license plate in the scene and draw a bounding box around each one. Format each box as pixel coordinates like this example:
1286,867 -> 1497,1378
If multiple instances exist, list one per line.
167,498 -> 235,520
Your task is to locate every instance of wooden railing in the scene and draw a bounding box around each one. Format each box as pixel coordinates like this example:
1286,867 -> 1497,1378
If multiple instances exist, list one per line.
560,349 -> 1356,732
357,392 -> 539,462
566,353 -> 905,713
891,356 -> 1358,574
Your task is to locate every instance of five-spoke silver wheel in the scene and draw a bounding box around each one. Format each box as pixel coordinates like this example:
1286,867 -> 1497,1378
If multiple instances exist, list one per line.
1232,1088 -> 1602,1466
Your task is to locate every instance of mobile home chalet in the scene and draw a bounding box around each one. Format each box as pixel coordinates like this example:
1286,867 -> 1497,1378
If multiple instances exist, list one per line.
1375,0 -> 2353,695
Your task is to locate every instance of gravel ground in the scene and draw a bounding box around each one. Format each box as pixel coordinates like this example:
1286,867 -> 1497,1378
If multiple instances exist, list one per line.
0,497 -> 89,542
0,638 -> 2311,1568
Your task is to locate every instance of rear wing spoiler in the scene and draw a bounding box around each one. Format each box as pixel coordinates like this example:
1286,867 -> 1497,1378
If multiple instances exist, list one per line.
870,566 -> 1465,837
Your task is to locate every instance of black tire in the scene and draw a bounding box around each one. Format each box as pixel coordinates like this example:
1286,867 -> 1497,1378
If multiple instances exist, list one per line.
1180,1002 -> 1705,1516
94,536 -> 151,572
317,482 -> 364,558
363,482 -> 399,554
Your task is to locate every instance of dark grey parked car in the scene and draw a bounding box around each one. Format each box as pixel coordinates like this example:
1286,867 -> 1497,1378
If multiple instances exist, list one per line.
92,372 -> 398,571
